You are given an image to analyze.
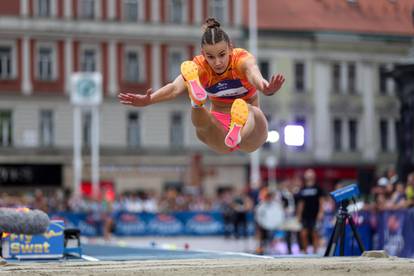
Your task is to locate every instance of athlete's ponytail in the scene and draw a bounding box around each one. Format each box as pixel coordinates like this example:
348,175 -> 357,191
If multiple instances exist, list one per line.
201,18 -> 230,46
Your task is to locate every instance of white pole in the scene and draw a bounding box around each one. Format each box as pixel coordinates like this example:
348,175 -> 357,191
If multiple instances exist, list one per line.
249,0 -> 261,187
91,106 -> 100,199
73,106 -> 82,198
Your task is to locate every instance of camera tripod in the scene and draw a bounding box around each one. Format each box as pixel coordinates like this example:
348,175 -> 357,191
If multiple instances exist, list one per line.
324,201 -> 365,256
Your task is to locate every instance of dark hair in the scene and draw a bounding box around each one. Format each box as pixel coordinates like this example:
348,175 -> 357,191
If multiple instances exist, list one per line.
201,18 -> 230,46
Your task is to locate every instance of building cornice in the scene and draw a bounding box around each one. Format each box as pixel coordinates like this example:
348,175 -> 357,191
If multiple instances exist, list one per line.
0,17 -> 242,42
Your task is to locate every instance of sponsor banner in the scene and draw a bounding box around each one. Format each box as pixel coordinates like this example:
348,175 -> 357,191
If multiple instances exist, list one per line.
50,212 -> 102,237
147,213 -> 184,236
114,212 -> 147,236
49,209 -> 414,258
2,220 -> 65,259
375,209 -> 414,258
181,212 -> 223,235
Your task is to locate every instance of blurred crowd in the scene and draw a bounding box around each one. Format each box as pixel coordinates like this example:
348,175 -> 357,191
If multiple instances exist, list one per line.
1,167 -> 413,255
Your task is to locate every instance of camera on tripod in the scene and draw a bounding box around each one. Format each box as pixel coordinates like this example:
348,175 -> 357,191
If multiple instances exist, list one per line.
330,183 -> 360,204
324,183 -> 365,257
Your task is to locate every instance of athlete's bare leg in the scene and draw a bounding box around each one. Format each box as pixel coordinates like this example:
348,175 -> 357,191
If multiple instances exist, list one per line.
181,61 -> 268,153
191,107 -> 230,154
238,105 -> 268,152
191,104 -> 268,154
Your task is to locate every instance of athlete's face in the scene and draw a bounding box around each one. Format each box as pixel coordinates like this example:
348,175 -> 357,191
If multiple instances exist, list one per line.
202,41 -> 231,74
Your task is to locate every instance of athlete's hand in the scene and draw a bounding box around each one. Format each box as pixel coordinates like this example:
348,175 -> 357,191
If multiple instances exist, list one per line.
262,74 -> 285,96
118,89 -> 152,107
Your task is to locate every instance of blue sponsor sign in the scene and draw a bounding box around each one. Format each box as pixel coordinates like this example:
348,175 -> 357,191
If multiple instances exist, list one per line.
51,212 -> 101,236
115,212 -> 147,236
1,220 -> 65,259
183,212 -> 223,235
147,213 -> 183,235
376,210 -> 409,257
47,209 -> 414,258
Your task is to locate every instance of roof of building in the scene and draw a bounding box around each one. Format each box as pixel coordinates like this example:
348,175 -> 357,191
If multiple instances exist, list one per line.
251,0 -> 414,36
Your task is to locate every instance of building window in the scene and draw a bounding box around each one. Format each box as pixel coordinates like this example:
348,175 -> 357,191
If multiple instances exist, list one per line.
333,118 -> 342,151
259,60 -> 269,80
127,112 -> 140,147
36,0 -> 51,17
123,0 -> 144,22
294,61 -> 305,92
379,64 -> 387,94
349,119 -> 357,151
39,110 -> 54,147
124,47 -> 145,83
380,119 -> 388,152
209,0 -> 227,24
79,0 -> 95,19
169,0 -> 186,23
37,46 -> 54,81
0,46 -> 12,80
332,63 -> 341,93
82,110 -> 92,148
170,112 -> 184,148
125,51 -> 140,82
168,49 -> 185,81
81,48 -> 97,72
395,120 -> 399,152
0,111 -> 12,147
348,63 -> 356,94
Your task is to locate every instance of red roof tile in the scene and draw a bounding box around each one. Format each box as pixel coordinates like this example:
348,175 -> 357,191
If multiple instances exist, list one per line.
249,0 -> 414,36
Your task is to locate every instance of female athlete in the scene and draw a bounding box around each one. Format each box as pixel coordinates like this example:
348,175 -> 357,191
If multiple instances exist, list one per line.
119,18 -> 285,154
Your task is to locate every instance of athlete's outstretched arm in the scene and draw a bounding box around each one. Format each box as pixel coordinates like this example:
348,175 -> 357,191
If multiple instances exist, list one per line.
243,56 -> 285,96
118,75 -> 186,107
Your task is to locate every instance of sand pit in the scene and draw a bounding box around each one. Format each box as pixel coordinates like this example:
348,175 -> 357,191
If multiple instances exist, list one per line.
1,257 -> 414,276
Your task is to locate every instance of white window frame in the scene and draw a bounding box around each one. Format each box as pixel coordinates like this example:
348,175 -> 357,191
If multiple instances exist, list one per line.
39,109 -> 54,147
347,62 -> 357,94
34,0 -> 57,17
333,117 -> 343,152
168,0 -> 188,24
170,111 -> 184,148
208,0 -> 228,25
79,44 -> 101,72
124,45 -> 146,83
167,47 -> 186,82
0,110 -> 13,147
331,62 -> 341,93
293,60 -> 306,92
127,111 -> 141,148
78,0 -> 101,20
35,42 -> 58,81
0,40 -> 17,80
122,0 -> 145,22
348,117 -> 358,152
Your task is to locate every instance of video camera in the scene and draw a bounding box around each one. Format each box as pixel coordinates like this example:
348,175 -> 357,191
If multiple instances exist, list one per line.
330,183 -> 360,203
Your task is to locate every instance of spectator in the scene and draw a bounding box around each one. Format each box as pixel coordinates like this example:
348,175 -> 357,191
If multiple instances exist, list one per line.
296,169 -> 325,254
231,187 -> 253,239
280,179 -> 298,254
406,172 -> 414,208
387,182 -> 407,210
214,187 -> 234,239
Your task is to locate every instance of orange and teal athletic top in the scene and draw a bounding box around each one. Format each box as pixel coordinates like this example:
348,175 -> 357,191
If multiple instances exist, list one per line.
192,48 -> 257,104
